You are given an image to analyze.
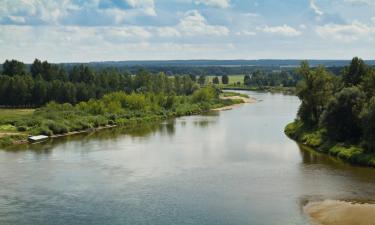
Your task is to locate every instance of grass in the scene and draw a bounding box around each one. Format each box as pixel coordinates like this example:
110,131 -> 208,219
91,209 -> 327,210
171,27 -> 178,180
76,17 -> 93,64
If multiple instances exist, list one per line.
285,120 -> 375,167
207,75 -> 244,85
222,91 -> 249,98
0,109 -> 34,120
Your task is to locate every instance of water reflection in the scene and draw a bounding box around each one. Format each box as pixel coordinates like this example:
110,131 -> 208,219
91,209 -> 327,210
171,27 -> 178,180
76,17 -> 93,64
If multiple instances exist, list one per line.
1,91 -> 374,225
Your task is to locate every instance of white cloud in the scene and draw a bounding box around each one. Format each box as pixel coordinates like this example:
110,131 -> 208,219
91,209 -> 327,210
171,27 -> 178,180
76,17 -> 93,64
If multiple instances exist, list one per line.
157,27 -> 181,37
123,0 -> 156,16
243,13 -> 260,17
260,25 -> 302,37
0,0 -> 78,24
310,0 -> 324,16
235,30 -> 256,36
0,0 -> 156,25
316,21 -> 375,42
7,15 -> 26,24
195,0 -> 230,8
177,10 -> 229,36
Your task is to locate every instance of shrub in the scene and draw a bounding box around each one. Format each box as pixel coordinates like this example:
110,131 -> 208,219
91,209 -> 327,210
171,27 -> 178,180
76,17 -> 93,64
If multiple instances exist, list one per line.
16,126 -> 27,132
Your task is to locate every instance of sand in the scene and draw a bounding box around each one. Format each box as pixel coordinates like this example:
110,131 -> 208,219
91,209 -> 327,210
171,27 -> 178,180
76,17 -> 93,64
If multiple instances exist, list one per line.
212,96 -> 257,111
304,200 -> 375,225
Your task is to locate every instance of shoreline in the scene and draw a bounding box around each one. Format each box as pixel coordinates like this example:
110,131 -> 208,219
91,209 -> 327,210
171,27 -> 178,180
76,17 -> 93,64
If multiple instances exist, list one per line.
304,200 -> 375,225
1,94 -> 251,148
212,96 -> 257,111
284,122 -> 375,168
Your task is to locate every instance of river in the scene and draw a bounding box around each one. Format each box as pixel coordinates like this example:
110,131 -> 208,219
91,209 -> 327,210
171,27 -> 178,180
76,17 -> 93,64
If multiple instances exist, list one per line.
1,91 -> 374,225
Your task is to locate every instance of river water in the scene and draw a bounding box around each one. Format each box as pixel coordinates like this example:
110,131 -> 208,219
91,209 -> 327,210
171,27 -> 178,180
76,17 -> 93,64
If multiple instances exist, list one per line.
1,91 -> 374,225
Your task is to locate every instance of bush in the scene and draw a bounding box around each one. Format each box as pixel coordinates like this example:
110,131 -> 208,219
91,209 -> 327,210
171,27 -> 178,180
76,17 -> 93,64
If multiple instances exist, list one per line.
16,126 -> 27,132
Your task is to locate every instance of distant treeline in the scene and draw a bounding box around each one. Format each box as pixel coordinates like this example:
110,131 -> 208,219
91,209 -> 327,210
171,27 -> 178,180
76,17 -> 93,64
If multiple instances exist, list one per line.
0,58 -> 303,107
0,59 -> 200,107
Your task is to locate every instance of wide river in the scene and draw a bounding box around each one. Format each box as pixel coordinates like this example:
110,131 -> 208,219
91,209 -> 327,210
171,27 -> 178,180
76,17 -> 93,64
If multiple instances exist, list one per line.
1,91 -> 375,225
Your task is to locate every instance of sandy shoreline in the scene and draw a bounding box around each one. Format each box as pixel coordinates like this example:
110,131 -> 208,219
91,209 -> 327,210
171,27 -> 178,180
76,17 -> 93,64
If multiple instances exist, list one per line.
304,200 -> 375,225
212,96 -> 257,111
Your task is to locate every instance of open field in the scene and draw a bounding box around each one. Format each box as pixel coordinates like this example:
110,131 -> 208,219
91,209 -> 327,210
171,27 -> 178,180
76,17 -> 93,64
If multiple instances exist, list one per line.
207,75 -> 244,85
0,109 -> 35,121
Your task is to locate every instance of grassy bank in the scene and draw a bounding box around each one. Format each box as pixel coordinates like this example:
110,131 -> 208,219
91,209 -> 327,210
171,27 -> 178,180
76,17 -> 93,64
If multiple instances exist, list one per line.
285,121 -> 375,167
0,87 -> 243,148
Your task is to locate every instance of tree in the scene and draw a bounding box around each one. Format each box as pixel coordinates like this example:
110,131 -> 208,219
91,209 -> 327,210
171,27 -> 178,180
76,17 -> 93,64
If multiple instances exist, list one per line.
222,75 -> 229,85
212,76 -> 219,84
2,59 -> 26,76
320,87 -> 365,142
343,57 -> 367,86
244,75 -> 251,86
198,75 -> 206,86
361,97 -> 375,152
296,62 -> 335,126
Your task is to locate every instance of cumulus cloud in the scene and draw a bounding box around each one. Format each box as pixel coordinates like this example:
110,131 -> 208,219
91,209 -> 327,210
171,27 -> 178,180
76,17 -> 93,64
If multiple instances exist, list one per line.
0,0 -> 156,25
177,10 -> 229,36
195,0 -> 230,8
316,21 -> 375,42
260,25 -> 302,37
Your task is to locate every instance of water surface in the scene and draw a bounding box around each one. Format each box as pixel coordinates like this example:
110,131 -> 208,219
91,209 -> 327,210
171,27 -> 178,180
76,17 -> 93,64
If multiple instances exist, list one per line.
1,91 -> 374,225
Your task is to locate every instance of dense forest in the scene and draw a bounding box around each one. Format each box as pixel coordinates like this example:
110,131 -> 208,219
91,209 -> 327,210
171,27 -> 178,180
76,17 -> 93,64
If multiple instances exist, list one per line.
286,57 -> 375,166
0,59 -> 200,107
0,59 -> 299,107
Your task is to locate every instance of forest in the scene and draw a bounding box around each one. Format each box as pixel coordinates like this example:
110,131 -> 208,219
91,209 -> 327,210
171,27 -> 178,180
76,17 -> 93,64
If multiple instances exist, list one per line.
285,57 -> 375,166
0,59 -> 299,107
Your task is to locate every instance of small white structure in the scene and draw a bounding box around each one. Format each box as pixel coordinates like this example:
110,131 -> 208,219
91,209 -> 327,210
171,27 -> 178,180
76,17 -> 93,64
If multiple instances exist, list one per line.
28,135 -> 49,143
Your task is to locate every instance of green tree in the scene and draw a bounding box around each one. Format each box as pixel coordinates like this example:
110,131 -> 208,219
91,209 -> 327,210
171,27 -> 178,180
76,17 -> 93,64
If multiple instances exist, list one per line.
361,97 -> 375,152
296,62 -> 335,126
198,75 -> 206,86
2,59 -> 26,76
321,87 -> 365,142
343,57 -> 367,86
222,75 -> 229,85
212,76 -> 219,84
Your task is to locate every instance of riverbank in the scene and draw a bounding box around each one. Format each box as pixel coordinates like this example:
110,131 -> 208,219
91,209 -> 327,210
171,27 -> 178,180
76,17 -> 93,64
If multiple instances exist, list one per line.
213,95 -> 257,111
0,89 -> 246,148
285,121 -> 375,167
304,200 -> 375,225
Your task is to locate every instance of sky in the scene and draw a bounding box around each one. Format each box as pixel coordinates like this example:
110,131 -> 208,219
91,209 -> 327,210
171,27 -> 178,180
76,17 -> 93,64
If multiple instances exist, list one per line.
0,0 -> 375,63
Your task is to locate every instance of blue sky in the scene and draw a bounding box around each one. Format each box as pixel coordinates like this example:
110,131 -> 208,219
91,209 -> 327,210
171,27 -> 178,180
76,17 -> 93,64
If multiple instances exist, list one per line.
0,0 -> 375,62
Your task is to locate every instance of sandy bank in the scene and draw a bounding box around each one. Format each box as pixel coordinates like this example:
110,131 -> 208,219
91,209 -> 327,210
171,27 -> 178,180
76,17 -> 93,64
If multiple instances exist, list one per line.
212,96 -> 257,111
304,200 -> 375,225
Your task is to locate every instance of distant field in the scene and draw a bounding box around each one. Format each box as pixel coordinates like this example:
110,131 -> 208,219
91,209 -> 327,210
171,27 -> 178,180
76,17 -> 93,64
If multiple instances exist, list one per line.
0,109 -> 34,121
207,75 -> 244,85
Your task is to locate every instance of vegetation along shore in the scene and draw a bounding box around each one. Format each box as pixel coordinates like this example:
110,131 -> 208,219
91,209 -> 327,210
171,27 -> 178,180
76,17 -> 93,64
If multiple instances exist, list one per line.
285,57 -> 375,167
0,61 -> 253,148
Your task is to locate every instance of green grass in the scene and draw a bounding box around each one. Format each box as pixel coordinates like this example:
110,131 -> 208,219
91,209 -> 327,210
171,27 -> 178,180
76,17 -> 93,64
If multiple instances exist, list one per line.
222,91 -> 249,98
0,109 -> 34,120
207,75 -> 244,85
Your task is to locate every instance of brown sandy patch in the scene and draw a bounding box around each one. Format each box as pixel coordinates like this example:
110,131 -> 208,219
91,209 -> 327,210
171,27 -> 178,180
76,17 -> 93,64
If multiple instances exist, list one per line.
304,200 -> 375,225
213,96 -> 257,111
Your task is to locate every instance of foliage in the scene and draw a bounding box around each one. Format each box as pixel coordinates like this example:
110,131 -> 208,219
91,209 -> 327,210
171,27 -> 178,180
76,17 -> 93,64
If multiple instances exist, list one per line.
320,87 -> 365,142
221,75 -> 229,84
296,62 -> 335,126
286,57 -> 375,167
